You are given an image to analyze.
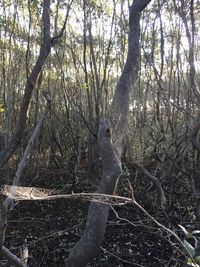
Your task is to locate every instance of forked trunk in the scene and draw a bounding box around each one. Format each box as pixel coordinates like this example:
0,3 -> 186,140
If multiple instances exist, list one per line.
65,1 -> 152,266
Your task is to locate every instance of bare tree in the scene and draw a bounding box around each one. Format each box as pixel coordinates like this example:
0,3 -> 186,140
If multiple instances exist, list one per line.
65,1 -> 152,266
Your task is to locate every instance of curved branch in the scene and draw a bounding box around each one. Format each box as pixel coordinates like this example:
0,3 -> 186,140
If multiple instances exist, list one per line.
134,162 -> 166,206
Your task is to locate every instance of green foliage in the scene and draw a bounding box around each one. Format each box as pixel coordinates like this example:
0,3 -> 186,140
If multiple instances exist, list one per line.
184,239 -> 195,258
187,258 -> 200,267
122,164 -> 130,177
0,104 -> 4,113
179,225 -> 200,267
81,82 -> 88,90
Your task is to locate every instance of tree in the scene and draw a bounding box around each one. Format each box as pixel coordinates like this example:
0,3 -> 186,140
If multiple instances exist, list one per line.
65,1 -> 152,266
0,0 -> 71,168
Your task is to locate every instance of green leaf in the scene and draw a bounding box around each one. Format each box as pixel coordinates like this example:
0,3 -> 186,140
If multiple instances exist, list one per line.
81,83 -> 88,90
195,256 -> 200,264
187,258 -> 200,266
184,239 -> 195,258
0,104 -> 4,113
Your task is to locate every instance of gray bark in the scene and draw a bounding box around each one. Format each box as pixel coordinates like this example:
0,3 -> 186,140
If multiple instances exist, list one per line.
0,0 -> 51,167
0,246 -> 27,267
65,1 -> 151,266
0,0 -> 71,167
190,121 -> 200,152
0,95 -> 51,266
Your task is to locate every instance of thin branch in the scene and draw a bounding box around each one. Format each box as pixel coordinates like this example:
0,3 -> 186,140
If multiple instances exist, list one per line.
51,0 -> 73,45
133,162 -> 166,206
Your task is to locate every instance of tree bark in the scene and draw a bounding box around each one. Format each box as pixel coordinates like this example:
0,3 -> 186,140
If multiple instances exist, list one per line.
0,0 -> 51,168
0,95 -> 51,265
0,195 -> 6,249
190,121 -> 200,153
65,1 -> 151,266
0,246 -> 27,267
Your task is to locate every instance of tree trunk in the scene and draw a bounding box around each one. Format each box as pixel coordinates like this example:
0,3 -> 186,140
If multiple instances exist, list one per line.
0,1 -> 51,167
0,95 -> 51,266
65,1 -> 151,266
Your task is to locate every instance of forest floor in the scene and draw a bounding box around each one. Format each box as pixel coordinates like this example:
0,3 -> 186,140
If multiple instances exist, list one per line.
2,163 -> 200,267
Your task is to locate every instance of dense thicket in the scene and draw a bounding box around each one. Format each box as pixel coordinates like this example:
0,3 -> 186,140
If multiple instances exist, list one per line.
0,0 -> 200,266
0,0 -> 199,172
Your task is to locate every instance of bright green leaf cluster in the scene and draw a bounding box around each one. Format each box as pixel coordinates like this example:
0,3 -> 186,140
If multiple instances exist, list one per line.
81,83 -> 88,90
0,104 -> 4,113
187,258 -> 200,267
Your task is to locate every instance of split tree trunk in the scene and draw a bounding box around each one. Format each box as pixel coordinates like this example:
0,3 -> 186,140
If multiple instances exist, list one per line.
65,1 -> 151,266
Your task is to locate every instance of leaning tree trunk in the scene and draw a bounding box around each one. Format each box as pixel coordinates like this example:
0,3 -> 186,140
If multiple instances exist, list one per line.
0,1 -> 51,168
65,1 -> 152,266
0,0 -> 71,167
0,94 -> 51,266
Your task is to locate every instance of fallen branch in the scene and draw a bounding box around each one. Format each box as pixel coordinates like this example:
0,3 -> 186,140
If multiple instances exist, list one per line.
1,185 -> 132,205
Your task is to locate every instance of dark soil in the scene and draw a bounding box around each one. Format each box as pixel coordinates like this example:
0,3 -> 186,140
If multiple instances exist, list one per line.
2,165 -> 200,267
